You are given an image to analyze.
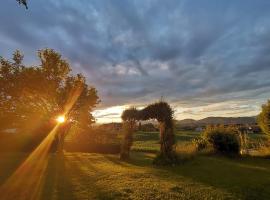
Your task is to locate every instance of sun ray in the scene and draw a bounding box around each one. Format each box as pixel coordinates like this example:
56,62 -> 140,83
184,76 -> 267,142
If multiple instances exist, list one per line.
0,84 -> 84,200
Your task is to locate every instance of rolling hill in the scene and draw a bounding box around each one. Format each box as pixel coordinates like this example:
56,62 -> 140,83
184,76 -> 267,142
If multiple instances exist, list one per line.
177,116 -> 257,126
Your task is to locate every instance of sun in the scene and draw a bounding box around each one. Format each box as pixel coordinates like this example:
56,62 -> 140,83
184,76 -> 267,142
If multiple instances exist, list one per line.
56,115 -> 65,123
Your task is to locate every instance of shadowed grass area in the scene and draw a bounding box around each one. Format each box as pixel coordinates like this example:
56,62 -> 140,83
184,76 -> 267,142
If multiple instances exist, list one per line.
0,152 -> 270,200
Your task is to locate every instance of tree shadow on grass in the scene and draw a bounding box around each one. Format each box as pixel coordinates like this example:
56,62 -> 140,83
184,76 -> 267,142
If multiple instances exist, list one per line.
38,152 -> 270,200
41,153 -> 76,200
122,152 -> 156,167
108,152 -> 270,199
64,154 -> 130,200
0,153 -> 29,185
102,154 -> 128,167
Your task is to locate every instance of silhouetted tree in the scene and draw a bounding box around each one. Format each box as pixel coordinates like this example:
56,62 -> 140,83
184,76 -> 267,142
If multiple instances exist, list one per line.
258,100 -> 270,136
0,49 -> 99,152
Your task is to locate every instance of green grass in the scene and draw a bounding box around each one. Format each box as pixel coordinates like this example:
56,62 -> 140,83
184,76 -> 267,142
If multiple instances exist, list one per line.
1,152 -> 270,200
132,130 -> 200,152
1,131 -> 270,200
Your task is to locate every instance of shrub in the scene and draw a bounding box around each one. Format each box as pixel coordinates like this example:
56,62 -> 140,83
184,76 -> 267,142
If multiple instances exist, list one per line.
64,126 -> 121,154
258,100 -> 270,136
203,126 -> 240,155
176,143 -> 197,162
192,137 -> 209,151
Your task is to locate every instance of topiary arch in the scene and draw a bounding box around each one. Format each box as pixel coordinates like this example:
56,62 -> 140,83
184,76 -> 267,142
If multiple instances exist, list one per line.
120,101 -> 177,164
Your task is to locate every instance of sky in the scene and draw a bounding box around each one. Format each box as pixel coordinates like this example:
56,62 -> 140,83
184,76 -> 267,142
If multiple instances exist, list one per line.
1,0 -> 270,123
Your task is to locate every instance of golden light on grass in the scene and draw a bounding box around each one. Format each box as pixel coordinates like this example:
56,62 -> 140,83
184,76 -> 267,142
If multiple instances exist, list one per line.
56,115 -> 65,123
0,83 -> 84,200
0,125 -> 60,200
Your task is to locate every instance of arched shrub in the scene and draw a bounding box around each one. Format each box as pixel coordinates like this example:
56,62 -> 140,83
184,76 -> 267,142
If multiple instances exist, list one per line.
120,102 -> 177,164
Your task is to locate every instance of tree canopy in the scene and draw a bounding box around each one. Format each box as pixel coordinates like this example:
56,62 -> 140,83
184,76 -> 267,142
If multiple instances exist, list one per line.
258,100 -> 270,136
122,102 -> 173,123
0,49 -> 99,134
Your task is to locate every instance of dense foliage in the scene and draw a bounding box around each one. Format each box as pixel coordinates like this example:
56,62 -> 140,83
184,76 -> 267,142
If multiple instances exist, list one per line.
258,100 -> 270,136
0,49 -> 99,152
203,126 -> 240,154
121,102 -> 177,164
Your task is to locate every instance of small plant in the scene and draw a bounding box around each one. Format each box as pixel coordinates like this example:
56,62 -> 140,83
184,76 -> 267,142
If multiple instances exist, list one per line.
176,143 -> 197,162
192,137 -> 209,151
203,126 -> 241,155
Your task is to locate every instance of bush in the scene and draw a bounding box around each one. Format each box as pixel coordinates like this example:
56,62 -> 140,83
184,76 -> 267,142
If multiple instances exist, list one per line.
192,137 -> 209,151
64,126 -> 121,154
258,100 -> 270,136
176,143 -> 197,162
203,126 -> 240,155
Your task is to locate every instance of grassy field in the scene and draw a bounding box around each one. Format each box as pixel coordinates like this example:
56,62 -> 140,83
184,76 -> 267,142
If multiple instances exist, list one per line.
132,131 -> 200,152
0,131 -> 270,200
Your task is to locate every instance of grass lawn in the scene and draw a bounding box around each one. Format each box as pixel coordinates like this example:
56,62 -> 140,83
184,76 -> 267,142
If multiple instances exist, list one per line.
132,130 -> 201,152
0,131 -> 269,200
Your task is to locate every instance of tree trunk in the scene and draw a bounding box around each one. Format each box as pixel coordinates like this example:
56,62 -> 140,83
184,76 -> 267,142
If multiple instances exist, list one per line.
57,132 -> 65,153
56,123 -> 71,154
120,120 -> 135,160
159,121 -> 175,157
159,122 -> 166,153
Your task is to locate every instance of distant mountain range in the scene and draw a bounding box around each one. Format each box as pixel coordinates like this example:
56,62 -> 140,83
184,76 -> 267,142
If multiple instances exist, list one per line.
176,116 -> 257,126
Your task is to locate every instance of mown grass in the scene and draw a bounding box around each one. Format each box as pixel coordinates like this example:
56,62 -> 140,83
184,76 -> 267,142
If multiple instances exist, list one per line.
132,130 -> 200,152
0,131 -> 270,200
1,152 -> 270,200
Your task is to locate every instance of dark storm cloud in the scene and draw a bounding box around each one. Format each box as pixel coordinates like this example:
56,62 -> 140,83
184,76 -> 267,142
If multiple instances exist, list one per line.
1,0 -> 270,117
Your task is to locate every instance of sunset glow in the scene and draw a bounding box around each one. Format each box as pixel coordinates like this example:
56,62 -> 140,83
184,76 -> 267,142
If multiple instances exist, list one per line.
93,105 -> 127,123
56,115 -> 65,123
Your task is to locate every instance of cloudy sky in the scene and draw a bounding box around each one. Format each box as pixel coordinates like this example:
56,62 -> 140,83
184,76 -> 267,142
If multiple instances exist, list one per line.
1,0 -> 270,123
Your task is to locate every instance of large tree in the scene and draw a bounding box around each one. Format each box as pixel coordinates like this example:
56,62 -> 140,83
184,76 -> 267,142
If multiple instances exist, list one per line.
258,100 -> 270,136
0,49 -> 99,151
